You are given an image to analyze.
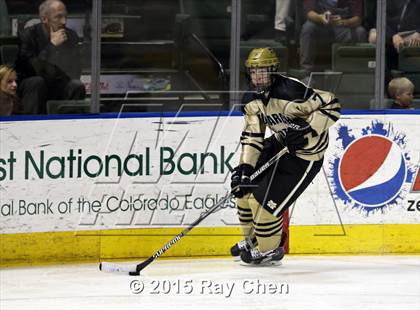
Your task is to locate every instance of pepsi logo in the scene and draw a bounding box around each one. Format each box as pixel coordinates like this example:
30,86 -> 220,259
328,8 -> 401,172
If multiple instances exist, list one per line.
339,135 -> 407,207
338,135 -> 406,207
330,121 -> 416,214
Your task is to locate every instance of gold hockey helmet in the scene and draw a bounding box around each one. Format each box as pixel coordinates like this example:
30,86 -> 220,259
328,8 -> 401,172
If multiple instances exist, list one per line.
245,47 -> 279,69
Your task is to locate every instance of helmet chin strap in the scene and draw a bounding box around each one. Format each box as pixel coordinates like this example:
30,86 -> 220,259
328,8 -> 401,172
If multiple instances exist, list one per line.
252,83 -> 270,93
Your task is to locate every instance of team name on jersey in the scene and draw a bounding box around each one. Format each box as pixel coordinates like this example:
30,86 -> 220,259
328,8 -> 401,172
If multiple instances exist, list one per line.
258,113 -> 292,127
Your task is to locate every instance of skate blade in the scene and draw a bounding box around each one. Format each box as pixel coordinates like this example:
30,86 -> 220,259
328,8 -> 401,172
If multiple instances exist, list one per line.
239,260 -> 282,267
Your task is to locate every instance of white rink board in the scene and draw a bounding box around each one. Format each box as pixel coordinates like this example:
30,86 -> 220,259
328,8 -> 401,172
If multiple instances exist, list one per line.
1,113 -> 419,234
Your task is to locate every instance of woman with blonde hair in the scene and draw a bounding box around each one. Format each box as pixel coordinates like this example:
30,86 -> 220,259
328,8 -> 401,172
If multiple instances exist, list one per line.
0,64 -> 19,116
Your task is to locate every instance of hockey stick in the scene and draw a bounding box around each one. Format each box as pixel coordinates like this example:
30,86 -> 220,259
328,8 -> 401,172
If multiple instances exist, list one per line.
99,147 -> 288,276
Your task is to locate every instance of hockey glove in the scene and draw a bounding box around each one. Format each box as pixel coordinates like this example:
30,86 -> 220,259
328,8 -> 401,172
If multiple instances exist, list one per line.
230,164 -> 254,198
285,118 -> 314,154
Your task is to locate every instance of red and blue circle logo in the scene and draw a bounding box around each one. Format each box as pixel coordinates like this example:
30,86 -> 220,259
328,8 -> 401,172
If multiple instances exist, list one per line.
338,135 -> 406,207
330,121 -> 414,213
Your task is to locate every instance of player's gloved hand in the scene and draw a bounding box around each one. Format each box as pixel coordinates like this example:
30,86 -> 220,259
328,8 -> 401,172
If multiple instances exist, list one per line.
230,164 -> 254,198
285,118 -> 314,154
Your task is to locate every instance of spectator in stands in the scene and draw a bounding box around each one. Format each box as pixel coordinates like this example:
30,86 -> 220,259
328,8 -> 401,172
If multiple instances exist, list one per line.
385,0 -> 420,74
15,0 -> 85,114
367,1 -> 420,86
274,0 -> 291,44
300,0 -> 367,73
367,1 -> 420,48
0,65 -> 19,116
387,0 -> 420,51
388,77 -> 415,109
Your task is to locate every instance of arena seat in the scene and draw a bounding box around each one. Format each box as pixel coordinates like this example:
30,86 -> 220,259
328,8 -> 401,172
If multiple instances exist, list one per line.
332,43 -> 376,109
397,47 -> 420,97
47,100 -> 96,114
182,0 -> 232,65
183,0 -> 287,92
0,44 -> 18,66
0,0 -> 10,37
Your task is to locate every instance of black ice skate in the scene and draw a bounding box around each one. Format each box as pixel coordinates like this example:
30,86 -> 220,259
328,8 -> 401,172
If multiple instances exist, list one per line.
230,236 -> 257,256
240,246 -> 285,266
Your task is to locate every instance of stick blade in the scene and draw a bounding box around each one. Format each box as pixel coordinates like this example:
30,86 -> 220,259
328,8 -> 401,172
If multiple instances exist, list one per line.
99,262 -> 139,275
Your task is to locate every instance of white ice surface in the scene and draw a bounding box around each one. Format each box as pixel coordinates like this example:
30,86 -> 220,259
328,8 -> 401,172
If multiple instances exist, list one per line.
1,255 -> 419,310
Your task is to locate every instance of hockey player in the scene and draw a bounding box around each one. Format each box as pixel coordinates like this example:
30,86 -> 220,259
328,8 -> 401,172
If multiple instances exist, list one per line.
231,47 -> 341,265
